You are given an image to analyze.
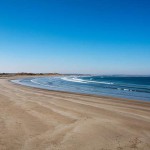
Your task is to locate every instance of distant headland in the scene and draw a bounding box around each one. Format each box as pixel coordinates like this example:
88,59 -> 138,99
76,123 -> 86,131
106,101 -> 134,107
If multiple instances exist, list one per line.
0,73 -> 61,77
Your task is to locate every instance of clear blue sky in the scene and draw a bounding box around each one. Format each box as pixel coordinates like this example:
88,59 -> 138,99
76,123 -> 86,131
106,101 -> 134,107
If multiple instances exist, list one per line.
0,0 -> 150,75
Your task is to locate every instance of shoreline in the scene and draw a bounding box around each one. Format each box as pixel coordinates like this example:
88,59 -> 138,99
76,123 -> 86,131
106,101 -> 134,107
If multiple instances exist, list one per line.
10,76 -> 150,103
0,76 -> 150,150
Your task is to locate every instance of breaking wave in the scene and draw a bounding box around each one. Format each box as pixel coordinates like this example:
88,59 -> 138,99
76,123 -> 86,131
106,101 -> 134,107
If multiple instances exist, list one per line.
61,76 -> 114,85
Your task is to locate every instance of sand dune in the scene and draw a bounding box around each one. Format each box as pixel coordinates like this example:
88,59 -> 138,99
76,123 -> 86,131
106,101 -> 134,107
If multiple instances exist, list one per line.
0,78 -> 150,150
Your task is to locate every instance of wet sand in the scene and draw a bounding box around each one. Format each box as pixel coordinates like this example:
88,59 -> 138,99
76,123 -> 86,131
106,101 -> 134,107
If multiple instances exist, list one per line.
0,77 -> 150,150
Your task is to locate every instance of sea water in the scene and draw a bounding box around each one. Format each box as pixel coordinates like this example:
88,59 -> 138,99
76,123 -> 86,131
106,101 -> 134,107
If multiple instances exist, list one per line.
12,76 -> 150,101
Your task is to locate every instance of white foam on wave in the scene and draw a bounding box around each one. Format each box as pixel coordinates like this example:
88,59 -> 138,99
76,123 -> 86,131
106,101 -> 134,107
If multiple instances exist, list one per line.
124,89 -> 129,91
86,80 -> 114,85
61,76 -> 114,85
11,79 -> 21,84
61,77 -> 88,83
117,88 -> 132,92
124,89 -> 133,91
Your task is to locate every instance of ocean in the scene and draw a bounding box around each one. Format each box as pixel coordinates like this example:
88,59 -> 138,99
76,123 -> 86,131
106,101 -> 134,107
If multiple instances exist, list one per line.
12,75 -> 150,101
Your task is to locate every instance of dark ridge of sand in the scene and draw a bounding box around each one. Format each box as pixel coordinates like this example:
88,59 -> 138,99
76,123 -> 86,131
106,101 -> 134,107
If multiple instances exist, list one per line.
0,77 -> 150,150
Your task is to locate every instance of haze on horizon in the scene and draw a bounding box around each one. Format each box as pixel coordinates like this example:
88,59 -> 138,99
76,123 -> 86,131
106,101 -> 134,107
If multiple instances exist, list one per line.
0,0 -> 150,75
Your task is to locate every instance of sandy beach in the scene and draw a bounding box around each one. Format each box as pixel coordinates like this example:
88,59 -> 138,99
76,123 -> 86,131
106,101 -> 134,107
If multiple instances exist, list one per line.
0,77 -> 150,150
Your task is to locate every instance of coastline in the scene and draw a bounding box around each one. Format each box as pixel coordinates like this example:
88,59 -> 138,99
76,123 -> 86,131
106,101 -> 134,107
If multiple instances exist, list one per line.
11,77 -> 150,104
11,76 -> 150,102
0,76 -> 150,150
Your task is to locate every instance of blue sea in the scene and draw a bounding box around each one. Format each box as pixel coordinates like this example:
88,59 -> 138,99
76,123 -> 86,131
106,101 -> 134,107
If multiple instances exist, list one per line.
12,76 -> 150,101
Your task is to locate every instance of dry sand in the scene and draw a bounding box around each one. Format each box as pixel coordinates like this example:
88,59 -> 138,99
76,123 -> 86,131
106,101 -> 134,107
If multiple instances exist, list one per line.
0,77 -> 150,150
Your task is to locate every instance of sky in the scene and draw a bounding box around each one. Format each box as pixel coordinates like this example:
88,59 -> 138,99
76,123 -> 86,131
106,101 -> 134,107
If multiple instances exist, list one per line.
0,0 -> 150,75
